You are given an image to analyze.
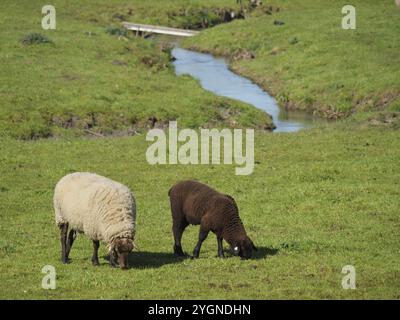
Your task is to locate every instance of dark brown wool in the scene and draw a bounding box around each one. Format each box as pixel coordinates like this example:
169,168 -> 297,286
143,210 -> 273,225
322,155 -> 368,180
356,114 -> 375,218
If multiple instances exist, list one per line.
168,180 -> 256,259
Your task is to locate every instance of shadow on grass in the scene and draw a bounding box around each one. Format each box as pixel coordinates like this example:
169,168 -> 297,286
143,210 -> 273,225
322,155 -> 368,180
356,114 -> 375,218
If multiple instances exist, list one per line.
222,246 -> 279,260
102,246 -> 278,268
103,251 -> 188,269
253,246 -> 279,260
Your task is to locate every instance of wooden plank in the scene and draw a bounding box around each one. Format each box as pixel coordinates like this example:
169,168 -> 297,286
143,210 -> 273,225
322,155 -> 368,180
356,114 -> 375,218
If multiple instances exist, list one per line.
122,22 -> 200,37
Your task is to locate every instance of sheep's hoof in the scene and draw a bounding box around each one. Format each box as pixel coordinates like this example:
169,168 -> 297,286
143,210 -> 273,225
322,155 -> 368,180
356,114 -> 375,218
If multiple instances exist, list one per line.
174,252 -> 186,258
173,245 -> 185,257
61,258 -> 70,264
92,260 -> 100,266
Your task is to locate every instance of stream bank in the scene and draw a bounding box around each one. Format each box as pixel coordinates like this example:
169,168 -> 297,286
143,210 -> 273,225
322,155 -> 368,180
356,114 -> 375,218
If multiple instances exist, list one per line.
172,47 -> 324,133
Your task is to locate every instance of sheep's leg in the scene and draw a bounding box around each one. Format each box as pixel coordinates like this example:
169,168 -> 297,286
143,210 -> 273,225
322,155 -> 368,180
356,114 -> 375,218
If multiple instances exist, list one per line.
65,229 -> 77,259
59,223 -> 69,264
192,227 -> 209,258
91,240 -> 100,266
172,219 -> 188,257
217,237 -> 224,258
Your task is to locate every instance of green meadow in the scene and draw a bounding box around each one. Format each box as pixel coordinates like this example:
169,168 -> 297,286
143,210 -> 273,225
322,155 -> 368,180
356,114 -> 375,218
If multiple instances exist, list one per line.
0,0 -> 399,299
0,0 -> 273,140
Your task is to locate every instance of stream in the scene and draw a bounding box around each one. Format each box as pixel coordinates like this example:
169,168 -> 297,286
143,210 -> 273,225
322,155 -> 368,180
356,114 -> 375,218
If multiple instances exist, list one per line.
172,47 -> 320,133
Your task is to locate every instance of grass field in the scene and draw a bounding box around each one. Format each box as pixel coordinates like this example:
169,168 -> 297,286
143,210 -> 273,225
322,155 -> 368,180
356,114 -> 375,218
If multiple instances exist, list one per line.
0,0 -> 272,139
0,124 -> 399,299
0,0 -> 399,299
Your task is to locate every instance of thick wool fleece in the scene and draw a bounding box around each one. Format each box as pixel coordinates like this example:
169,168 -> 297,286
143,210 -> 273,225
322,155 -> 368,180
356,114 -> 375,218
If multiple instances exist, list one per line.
54,172 -> 136,244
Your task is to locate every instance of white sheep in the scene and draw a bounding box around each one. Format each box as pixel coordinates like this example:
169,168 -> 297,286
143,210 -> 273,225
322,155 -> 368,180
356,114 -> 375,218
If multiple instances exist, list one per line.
54,172 -> 136,269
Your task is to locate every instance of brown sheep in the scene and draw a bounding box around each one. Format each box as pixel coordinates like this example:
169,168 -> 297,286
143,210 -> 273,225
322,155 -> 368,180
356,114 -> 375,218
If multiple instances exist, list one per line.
168,180 -> 256,259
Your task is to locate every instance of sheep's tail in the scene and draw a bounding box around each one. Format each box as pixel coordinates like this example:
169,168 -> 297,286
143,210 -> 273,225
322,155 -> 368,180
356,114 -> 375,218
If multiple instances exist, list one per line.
168,187 -> 172,197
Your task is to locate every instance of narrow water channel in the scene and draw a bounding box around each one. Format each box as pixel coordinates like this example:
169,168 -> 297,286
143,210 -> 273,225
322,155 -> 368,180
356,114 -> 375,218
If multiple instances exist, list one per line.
172,47 -> 319,133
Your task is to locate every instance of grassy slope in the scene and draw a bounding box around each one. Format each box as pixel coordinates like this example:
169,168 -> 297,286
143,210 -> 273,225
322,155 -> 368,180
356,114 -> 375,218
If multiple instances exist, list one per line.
0,0 -> 272,139
184,0 -> 400,119
0,124 -> 399,299
0,0 -> 399,300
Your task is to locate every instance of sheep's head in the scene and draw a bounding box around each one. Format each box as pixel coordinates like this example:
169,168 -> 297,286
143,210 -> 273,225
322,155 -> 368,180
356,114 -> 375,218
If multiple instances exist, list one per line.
110,238 -> 133,269
235,236 -> 257,260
